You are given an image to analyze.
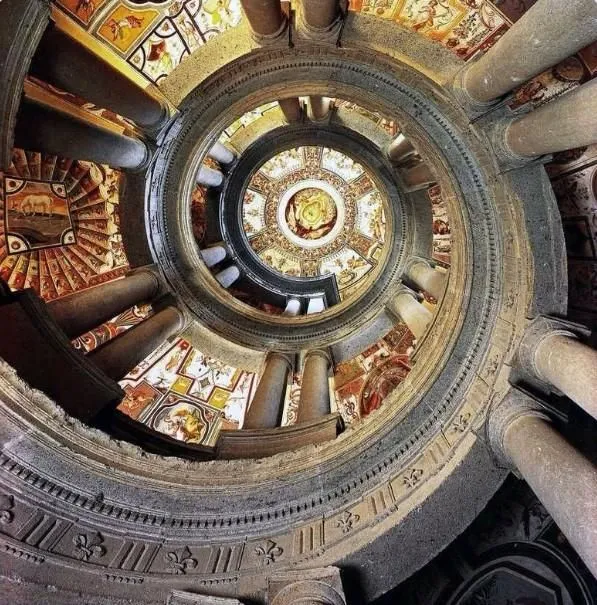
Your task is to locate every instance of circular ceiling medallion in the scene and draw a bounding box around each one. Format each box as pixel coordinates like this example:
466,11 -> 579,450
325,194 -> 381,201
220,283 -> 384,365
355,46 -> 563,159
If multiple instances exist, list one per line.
285,187 -> 337,240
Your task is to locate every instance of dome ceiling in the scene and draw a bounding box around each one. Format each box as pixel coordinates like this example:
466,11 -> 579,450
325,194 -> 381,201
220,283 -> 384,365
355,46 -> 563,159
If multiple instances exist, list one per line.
242,146 -> 388,302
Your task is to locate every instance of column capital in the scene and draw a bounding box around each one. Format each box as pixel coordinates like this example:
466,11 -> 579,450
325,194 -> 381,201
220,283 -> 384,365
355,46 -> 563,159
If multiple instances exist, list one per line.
303,348 -> 333,367
488,116 -> 538,170
517,315 -> 588,383
486,388 -> 550,469
266,351 -> 294,371
450,61 -> 500,116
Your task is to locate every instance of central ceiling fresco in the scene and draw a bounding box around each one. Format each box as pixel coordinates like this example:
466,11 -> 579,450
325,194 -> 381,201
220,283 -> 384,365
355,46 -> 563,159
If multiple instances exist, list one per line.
242,146 -> 389,302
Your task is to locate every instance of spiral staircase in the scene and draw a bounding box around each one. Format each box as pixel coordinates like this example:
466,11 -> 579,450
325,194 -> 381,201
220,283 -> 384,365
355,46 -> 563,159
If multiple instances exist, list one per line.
0,0 -> 596,603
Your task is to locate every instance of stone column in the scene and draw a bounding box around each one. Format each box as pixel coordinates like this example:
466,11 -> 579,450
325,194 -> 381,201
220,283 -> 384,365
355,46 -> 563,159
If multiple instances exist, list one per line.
297,350 -> 332,423
518,316 -> 597,421
307,296 -> 325,315
301,0 -> 340,31
47,268 -> 160,339
268,567 -> 346,605
488,389 -> 597,577
215,265 -> 240,288
283,298 -> 301,316
88,306 -> 185,381
240,0 -> 286,39
387,133 -> 416,165
387,287 -> 432,340
308,96 -> 331,121
243,352 -> 292,429
457,0 -> 597,106
207,141 -> 235,165
197,165 -> 224,187
30,26 -> 168,131
402,161 -> 436,190
406,258 -> 447,300
279,98 -> 303,123
501,79 -> 597,159
200,245 -> 227,268
15,100 -> 150,170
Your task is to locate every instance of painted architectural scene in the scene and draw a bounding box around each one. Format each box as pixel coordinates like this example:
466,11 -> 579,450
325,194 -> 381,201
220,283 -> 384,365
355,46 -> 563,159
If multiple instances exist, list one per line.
118,337 -> 258,445
0,148 -> 129,299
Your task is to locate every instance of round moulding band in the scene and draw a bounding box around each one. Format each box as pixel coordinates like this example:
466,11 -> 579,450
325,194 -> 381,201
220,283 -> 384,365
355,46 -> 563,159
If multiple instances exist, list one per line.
214,123 -> 407,347
276,179 -> 346,250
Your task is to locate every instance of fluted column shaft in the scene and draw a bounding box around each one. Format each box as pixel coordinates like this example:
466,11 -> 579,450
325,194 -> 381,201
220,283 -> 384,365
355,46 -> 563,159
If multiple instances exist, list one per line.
534,333 -> 597,421
279,98 -> 302,123
489,391 -> 597,576
297,350 -> 331,423
47,269 -> 160,339
504,79 -> 597,158
30,26 -> 167,130
460,0 -> 597,104
240,0 -> 285,38
388,289 -> 432,339
15,100 -> 149,170
302,0 -> 340,30
406,259 -> 446,300
89,306 -> 184,381
243,353 -> 292,429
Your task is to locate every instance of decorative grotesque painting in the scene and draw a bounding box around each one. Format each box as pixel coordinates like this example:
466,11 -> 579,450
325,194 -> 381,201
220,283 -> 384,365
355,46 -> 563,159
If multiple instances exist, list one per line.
4,178 -> 74,253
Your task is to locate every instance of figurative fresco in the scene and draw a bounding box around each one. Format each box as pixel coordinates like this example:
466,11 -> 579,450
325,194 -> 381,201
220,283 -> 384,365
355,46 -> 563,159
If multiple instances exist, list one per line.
219,102 -> 280,144
0,148 -> 129,301
55,0 -> 108,25
72,304 -> 152,352
280,323 -> 416,427
98,5 -> 159,53
4,178 -> 74,253
118,337 -> 258,444
333,323 -> 415,423
285,188 -> 338,240
547,145 -> 597,332
333,100 -> 399,137
191,183 -> 208,244
242,146 -> 388,302
427,184 -> 451,265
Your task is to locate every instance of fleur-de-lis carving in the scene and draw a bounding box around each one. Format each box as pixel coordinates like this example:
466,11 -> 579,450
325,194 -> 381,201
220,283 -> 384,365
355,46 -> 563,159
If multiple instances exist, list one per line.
452,412 -> 471,433
403,468 -> 424,488
165,546 -> 198,575
73,532 -> 105,561
336,510 -> 360,534
254,539 -> 283,566
0,495 -> 14,524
